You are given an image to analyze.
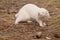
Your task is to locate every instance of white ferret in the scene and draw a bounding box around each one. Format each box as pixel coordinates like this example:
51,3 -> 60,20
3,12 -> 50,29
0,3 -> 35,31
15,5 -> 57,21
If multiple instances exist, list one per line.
15,4 -> 50,27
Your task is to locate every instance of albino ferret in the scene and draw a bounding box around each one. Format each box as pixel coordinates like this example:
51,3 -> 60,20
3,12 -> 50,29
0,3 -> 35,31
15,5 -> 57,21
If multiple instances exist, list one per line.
15,4 -> 50,27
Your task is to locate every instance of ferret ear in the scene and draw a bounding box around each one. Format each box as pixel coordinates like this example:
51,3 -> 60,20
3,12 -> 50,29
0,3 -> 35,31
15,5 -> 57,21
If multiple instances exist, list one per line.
38,12 -> 43,16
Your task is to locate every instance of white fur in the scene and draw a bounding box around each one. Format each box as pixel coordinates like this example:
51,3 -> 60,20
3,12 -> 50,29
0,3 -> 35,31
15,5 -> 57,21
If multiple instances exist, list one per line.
15,4 -> 50,27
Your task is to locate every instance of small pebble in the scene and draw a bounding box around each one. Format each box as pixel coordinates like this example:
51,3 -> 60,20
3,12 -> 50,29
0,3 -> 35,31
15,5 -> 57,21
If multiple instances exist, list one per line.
46,37 -> 51,40
35,32 -> 42,39
56,8 -> 59,10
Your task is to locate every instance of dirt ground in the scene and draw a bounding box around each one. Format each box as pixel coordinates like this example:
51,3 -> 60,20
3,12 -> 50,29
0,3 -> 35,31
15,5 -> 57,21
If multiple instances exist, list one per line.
0,0 -> 60,40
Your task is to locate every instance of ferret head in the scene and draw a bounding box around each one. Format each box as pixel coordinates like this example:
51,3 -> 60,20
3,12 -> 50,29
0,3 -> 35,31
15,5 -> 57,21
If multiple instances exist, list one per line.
38,8 -> 51,21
